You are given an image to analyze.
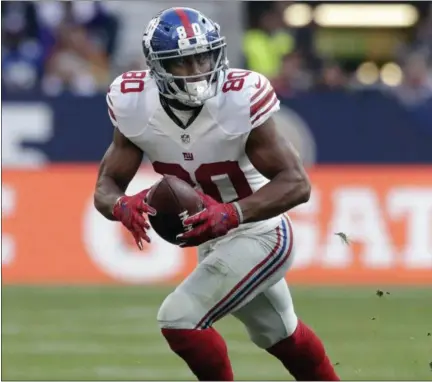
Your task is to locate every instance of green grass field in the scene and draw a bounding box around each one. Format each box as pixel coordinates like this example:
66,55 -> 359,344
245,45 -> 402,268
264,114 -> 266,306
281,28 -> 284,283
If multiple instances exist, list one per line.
2,286 -> 432,381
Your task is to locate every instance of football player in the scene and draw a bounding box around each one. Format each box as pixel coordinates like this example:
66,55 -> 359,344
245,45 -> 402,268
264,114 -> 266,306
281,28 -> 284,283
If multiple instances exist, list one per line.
94,7 -> 339,381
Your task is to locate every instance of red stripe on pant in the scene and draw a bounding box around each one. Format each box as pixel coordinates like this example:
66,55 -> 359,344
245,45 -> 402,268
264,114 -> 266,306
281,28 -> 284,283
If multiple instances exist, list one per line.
207,217 -> 294,327
195,216 -> 293,329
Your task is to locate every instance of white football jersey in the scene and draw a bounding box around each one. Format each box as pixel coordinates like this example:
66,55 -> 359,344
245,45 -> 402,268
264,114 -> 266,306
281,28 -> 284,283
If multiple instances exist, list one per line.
107,68 -> 282,237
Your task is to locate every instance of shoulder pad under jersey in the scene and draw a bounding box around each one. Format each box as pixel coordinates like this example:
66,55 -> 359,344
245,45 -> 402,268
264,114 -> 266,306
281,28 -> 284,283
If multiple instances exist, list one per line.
215,69 -> 280,136
106,70 -> 158,137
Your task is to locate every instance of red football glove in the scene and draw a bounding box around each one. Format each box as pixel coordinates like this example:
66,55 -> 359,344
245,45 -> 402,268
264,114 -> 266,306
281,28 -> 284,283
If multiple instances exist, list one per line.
177,191 -> 241,247
195,190 -> 218,209
112,189 -> 156,250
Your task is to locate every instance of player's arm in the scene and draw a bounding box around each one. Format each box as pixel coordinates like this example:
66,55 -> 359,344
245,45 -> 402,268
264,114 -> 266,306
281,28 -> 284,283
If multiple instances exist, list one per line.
237,116 -> 311,223
179,115 -> 310,246
94,128 -> 144,220
95,77 -> 155,249
179,71 -> 310,245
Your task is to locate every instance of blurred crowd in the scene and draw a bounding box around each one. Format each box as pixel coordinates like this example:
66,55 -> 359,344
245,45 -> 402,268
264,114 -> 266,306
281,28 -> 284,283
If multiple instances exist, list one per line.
2,1 -> 432,108
2,1 -> 119,95
244,2 -> 432,108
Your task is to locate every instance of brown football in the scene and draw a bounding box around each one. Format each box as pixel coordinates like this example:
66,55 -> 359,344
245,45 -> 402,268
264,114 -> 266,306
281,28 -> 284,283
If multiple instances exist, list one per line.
146,175 -> 204,245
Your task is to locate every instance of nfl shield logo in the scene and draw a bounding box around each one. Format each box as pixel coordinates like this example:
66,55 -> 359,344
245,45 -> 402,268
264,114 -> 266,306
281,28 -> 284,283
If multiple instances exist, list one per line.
181,134 -> 190,144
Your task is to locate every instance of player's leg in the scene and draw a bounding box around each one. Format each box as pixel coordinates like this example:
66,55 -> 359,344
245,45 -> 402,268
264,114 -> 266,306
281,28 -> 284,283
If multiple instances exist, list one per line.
157,258 -> 235,381
157,216 -> 293,381
232,279 -> 339,381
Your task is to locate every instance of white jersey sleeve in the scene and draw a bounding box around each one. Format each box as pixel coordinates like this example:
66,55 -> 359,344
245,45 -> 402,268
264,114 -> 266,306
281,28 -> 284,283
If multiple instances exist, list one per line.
106,70 -> 157,138
214,69 -> 281,139
106,81 -> 120,129
247,71 -> 280,129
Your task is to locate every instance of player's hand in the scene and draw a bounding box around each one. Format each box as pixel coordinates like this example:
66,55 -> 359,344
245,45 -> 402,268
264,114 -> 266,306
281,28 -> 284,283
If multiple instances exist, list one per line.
177,192 -> 240,247
112,189 -> 156,250
195,189 -> 219,209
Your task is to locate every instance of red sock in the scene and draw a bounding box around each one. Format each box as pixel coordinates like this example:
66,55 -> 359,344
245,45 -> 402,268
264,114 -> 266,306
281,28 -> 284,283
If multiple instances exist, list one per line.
266,320 -> 340,381
161,327 -> 234,381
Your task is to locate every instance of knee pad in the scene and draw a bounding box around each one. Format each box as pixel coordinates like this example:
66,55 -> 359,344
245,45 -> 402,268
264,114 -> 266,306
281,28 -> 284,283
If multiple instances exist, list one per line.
157,291 -> 201,329
247,309 -> 298,349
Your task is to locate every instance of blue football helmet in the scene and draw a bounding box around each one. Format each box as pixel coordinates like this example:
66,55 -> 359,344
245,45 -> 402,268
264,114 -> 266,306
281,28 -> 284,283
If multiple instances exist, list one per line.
142,7 -> 228,106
